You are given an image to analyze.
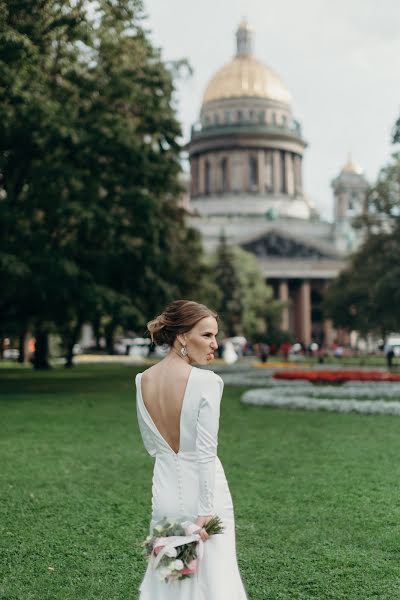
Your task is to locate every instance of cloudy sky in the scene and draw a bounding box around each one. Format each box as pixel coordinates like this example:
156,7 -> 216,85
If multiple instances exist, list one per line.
144,0 -> 400,221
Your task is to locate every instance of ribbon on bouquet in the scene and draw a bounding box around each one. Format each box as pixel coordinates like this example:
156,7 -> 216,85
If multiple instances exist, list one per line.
152,521 -> 204,570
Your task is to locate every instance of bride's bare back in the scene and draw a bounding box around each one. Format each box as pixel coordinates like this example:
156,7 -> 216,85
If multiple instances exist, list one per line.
140,361 -> 192,454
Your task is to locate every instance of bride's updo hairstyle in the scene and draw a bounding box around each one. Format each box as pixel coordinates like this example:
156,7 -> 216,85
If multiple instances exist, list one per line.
147,300 -> 218,346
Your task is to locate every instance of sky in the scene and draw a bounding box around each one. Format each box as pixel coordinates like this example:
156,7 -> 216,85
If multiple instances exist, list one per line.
144,0 -> 400,221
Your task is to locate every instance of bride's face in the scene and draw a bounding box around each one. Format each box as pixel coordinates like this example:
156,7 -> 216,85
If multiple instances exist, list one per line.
179,316 -> 219,365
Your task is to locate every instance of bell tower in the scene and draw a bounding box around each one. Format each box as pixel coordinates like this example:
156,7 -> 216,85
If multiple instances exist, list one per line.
331,156 -> 369,252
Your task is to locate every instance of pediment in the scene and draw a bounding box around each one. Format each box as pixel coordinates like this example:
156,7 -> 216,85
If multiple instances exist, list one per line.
241,229 -> 339,259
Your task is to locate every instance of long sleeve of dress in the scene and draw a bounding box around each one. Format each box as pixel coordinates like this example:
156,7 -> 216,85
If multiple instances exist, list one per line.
135,374 -> 157,458
196,371 -> 224,515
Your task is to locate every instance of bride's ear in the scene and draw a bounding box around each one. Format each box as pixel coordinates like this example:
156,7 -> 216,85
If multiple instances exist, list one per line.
176,333 -> 187,347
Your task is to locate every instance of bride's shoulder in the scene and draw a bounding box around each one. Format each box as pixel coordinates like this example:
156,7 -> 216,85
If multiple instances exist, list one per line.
194,367 -> 223,386
135,363 -> 158,381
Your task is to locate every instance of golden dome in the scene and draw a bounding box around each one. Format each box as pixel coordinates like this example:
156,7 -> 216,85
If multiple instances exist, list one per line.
202,55 -> 292,105
342,155 -> 363,175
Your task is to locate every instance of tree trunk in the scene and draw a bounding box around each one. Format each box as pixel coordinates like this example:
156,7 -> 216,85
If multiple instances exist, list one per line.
93,317 -> 102,350
64,322 -> 82,368
17,327 -> 29,364
33,328 -> 50,370
105,323 -> 115,355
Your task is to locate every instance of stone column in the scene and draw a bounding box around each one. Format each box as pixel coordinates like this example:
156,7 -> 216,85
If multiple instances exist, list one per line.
293,155 -> 301,195
297,156 -> 303,193
226,155 -> 231,193
265,151 -> 273,192
198,156 -> 205,195
297,280 -> 311,345
231,152 -> 242,192
285,152 -> 294,196
273,150 -> 280,193
257,149 -> 265,193
211,153 -> 219,194
190,156 -> 198,196
242,150 -> 249,192
323,318 -> 334,348
278,280 -> 290,330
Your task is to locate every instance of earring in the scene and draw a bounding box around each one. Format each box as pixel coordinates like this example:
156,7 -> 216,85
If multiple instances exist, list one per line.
181,346 -> 188,357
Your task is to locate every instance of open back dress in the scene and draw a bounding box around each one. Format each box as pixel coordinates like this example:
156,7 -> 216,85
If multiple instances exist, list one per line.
135,366 -> 248,599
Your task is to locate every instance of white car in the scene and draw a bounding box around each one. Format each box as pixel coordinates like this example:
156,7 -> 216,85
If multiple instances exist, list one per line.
115,337 -> 151,357
3,348 -> 19,359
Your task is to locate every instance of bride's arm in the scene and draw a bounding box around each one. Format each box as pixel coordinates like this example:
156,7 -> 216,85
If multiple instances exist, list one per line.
195,371 -> 224,518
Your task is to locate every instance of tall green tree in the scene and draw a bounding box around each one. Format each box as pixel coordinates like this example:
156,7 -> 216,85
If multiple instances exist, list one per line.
212,231 -> 281,339
325,113 -> 400,336
0,0 -> 210,367
213,231 -> 243,336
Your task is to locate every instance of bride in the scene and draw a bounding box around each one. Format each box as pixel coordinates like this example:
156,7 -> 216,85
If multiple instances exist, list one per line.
135,300 -> 248,599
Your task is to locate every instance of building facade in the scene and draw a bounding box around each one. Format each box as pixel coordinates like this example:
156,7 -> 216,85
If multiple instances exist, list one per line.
186,20 -> 368,346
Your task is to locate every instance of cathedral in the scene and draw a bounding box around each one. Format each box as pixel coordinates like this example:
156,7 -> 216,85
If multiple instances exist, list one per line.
185,20 -> 368,346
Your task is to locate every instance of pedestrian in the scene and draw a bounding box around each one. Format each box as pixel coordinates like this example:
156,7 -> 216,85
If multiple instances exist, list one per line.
385,344 -> 395,369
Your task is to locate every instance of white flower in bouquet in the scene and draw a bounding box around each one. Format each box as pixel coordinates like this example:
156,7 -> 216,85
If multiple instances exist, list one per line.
165,546 -> 177,558
173,559 -> 184,571
157,566 -> 172,581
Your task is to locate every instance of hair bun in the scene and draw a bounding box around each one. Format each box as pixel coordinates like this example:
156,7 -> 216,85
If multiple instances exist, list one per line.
147,300 -> 218,347
147,314 -> 170,345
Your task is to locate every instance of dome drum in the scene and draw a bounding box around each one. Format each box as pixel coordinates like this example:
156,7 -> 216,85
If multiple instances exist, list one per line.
189,147 -> 304,200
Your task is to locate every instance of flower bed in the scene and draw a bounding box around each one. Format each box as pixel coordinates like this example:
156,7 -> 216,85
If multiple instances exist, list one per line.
274,370 -> 400,384
241,389 -> 400,415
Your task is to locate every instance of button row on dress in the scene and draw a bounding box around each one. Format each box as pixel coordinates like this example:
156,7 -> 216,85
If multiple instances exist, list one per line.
174,455 -> 185,513
203,480 -> 212,509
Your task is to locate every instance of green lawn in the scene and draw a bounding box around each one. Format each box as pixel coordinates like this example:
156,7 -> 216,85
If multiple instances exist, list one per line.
1,365 -> 400,599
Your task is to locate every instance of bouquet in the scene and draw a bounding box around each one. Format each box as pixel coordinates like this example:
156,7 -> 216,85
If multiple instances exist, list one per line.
142,515 -> 224,583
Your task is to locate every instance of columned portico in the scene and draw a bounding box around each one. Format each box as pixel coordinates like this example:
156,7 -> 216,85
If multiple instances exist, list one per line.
274,277 -> 332,346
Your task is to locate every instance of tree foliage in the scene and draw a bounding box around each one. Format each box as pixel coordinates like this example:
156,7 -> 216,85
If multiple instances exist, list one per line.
325,117 -> 400,336
0,0 -> 208,367
212,231 -> 281,339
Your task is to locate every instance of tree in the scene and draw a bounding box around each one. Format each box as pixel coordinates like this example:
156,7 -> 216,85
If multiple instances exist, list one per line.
325,111 -> 400,338
231,246 -> 281,341
213,231 -> 243,336
212,231 -> 281,339
325,230 -> 400,336
0,0 -> 210,367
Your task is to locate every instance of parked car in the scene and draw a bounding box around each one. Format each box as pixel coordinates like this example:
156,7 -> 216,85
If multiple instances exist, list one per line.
385,335 -> 400,357
114,337 -> 151,357
3,348 -> 19,359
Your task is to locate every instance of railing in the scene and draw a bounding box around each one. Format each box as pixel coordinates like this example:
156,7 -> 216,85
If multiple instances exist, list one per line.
190,120 -> 303,141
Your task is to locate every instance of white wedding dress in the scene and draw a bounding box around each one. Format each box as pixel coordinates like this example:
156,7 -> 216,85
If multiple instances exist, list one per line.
135,366 -> 248,599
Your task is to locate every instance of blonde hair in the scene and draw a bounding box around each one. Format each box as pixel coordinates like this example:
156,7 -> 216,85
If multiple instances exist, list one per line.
147,300 -> 218,346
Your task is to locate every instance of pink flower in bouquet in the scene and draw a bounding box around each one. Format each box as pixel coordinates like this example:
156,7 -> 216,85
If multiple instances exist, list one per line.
154,545 -> 164,555
181,559 -> 198,575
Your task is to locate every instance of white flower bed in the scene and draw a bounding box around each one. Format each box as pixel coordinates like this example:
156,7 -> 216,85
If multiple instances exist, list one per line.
272,381 -> 400,399
242,387 -> 400,415
218,369 -> 400,398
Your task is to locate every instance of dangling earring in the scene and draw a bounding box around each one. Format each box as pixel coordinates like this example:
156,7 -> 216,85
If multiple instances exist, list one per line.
181,346 -> 188,357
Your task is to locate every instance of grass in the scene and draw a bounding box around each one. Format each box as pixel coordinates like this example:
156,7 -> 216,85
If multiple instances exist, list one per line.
1,365 -> 400,599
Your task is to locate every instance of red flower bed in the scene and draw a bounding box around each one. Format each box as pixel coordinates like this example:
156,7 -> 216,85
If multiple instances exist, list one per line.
273,370 -> 400,384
